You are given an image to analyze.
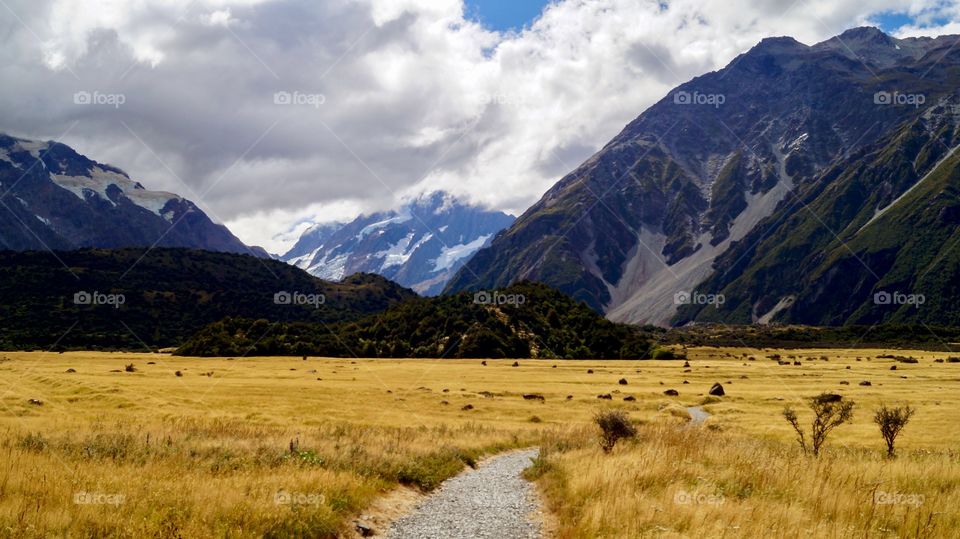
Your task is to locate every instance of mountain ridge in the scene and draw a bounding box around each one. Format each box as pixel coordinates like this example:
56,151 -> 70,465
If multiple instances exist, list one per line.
0,133 -> 268,257
445,26 -> 960,328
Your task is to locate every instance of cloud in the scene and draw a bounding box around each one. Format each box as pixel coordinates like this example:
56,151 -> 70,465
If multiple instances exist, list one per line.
0,0 -> 957,253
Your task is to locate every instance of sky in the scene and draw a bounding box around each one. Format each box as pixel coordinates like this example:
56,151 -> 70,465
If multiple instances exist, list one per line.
465,0 -> 552,31
1,0 -> 959,254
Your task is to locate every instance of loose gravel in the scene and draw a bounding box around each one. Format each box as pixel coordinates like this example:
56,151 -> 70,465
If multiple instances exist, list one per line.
387,448 -> 542,539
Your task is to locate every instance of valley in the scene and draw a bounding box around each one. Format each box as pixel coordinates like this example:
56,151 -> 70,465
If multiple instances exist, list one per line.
1,348 -> 957,537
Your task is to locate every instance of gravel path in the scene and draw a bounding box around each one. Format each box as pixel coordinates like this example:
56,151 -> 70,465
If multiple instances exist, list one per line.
687,406 -> 711,425
387,448 -> 542,539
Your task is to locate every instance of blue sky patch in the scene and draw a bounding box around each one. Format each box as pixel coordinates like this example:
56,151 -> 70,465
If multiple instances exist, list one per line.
465,0 -> 551,32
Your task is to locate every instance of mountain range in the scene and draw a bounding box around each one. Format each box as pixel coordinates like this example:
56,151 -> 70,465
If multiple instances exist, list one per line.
6,26 -> 960,333
0,134 -> 266,256
282,192 -> 514,295
446,27 -> 960,327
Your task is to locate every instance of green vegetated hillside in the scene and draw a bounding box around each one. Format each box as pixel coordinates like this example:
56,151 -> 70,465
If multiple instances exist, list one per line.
0,249 -> 416,350
175,281 -> 656,359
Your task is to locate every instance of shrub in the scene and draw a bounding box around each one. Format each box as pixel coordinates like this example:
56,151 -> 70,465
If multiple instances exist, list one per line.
650,347 -> 684,360
594,410 -> 637,453
874,404 -> 916,458
783,393 -> 855,456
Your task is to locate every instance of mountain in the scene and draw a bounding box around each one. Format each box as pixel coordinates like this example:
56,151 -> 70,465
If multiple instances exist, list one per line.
282,192 -> 515,295
176,281 -> 655,359
0,248 -> 416,350
0,134 -> 267,256
446,27 -> 960,327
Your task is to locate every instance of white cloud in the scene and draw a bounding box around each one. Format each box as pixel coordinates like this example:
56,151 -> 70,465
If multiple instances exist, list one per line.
0,0 -> 958,253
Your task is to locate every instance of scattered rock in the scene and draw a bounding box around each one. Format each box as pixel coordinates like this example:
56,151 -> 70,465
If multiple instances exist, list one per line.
624,396 -> 636,402
175,371 -> 183,377
597,394 -> 612,400
859,381 -> 872,386
481,361 -> 487,366
682,380 -> 689,384
355,521 -> 375,537
65,368 -> 76,373
522,394 -> 546,402
586,369 -> 594,374
683,361 -> 691,368
511,361 -> 519,367
565,395 -> 573,400
461,404 -> 474,411
708,383 -> 725,397
440,400 -> 449,405
618,378 -> 628,385
890,365 -> 897,370
839,381 -> 850,385
663,389 -> 679,396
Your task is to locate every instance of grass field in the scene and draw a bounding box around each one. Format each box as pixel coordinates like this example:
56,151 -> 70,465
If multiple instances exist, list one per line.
1,348 -> 958,537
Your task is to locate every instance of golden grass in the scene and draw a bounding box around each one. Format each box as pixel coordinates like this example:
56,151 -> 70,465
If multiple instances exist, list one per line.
533,422 -> 959,538
0,347 -> 958,537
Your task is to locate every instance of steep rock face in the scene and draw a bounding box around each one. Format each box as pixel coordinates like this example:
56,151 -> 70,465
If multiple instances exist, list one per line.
0,134 -> 264,256
446,27 -> 960,326
282,192 -> 515,295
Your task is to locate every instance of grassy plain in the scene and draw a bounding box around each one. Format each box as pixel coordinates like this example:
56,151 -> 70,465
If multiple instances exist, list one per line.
0,348 -> 958,537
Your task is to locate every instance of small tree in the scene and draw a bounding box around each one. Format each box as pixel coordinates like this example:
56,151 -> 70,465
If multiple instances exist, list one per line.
782,393 -> 855,456
873,404 -> 915,458
594,410 -> 637,453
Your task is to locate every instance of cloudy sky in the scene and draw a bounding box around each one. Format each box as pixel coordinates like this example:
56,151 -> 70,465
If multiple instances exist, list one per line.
1,0 -> 959,253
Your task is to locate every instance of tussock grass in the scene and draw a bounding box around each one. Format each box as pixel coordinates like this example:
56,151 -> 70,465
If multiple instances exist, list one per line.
1,348 -> 958,537
534,421 -> 960,538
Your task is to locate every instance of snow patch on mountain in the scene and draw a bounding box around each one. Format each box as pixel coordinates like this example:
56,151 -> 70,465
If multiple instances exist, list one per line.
282,192 -> 515,295
307,252 -> 350,281
357,210 -> 412,240
433,234 -> 492,273
52,166 -> 180,220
